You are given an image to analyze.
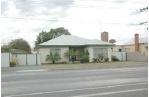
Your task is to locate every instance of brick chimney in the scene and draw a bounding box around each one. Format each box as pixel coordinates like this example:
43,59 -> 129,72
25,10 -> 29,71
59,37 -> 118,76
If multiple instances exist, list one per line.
134,33 -> 139,52
101,31 -> 108,42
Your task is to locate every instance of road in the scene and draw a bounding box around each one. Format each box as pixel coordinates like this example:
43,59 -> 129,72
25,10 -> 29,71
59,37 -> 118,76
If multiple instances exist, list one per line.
1,66 -> 148,97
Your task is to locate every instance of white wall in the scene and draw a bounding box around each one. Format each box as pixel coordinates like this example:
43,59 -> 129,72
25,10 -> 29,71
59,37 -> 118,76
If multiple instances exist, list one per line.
61,47 -> 69,62
38,47 -> 50,63
27,54 -> 36,65
17,54 -> 27,65
1,53 -> 41,67
111,52 -> 126,61
37,54 -> 41,65
38,47 -> 69,63
108,47 -> 112,61
85,46 -> 112,62
1,53 -> 10,67
127,52 -> 147,62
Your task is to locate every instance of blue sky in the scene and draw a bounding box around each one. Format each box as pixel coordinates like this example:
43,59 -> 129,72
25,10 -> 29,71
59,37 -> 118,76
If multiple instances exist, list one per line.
1,0 -> 148,47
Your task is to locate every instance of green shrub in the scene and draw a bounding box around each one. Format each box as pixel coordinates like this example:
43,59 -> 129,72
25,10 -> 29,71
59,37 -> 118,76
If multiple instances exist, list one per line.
98,54 -> 104,60
60,61 -> 67,64
104,58 -> 109,62
10,62 -> 16,67
46,52 -> 61,64
81,50 -> 89,63
92,58 -> 99,63
81,59 -> 89,63
111,56 -> 119,61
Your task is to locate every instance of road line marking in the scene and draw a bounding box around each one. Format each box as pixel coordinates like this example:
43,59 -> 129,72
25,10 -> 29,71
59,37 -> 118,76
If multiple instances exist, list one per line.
3,82 -> 148,97
72,88 -> 148,97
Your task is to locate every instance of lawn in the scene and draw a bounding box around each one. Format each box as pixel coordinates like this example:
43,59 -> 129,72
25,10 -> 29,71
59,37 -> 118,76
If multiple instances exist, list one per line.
42,61 -> 148,70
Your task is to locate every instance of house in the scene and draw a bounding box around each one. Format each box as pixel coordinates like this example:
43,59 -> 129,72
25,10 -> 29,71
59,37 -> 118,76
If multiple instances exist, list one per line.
113,33 -> 148,56
36,35 -> 114,63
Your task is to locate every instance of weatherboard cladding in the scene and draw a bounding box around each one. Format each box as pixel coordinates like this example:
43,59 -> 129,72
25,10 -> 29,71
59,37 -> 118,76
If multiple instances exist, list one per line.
39,35 -> 113,46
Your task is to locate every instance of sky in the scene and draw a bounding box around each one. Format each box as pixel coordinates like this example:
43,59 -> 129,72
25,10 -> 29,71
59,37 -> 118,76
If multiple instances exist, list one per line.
1,0 -> 148,48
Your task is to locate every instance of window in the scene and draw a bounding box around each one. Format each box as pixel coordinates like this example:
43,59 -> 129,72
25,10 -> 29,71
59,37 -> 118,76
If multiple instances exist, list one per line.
118,49 -> 122,52
50,48 -> 61,56
93,48 -> 108,58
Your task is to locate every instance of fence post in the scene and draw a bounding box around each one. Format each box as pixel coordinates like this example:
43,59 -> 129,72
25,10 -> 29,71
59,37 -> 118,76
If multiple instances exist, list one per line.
9,53 -> 10,67
121,51 -> 123,61
36,54 -> 37,65
126,52 -> 127,61
26,54 -> 27,65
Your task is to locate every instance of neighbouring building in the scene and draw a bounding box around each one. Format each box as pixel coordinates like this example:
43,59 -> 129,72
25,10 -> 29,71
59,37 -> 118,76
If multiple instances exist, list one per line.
101,31 -> 109,42
113,33 -> 148,56
36,35 -> 114,63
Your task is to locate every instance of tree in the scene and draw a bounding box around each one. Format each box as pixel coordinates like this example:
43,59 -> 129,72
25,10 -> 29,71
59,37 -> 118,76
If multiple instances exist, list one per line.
35,31 -> 52,46
109,39 -> 116,43
9,38 -> 31,53
49,27 -> 71,38
1,44 -> 11,53
46,52 -> 61,64
35,27 -> 71,47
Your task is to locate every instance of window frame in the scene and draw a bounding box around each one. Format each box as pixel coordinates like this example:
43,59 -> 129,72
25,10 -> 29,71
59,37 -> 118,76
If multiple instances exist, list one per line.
50,48 -> 61,56
93,48 -> 108,58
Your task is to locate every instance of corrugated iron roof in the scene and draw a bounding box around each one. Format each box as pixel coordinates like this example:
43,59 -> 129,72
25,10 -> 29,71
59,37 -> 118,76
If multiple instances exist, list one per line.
124,37 -> 148,45
115,37 -> 148,45
39,35 -> 113,46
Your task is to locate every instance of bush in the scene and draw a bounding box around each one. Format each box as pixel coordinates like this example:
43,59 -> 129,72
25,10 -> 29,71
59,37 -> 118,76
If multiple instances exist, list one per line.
98,54 -> 104,60
104,58 -> 109,62
46,52 -> 61,64
10,62 -> 16,67
111,56 -> 119,61
81,59 -> 89,63
60,61 -> 67,64
92,58 -> 99,63
81,50 -> 89,63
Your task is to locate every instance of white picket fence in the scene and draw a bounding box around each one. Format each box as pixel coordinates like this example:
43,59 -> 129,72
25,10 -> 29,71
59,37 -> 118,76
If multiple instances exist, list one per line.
1,53 -> 41,67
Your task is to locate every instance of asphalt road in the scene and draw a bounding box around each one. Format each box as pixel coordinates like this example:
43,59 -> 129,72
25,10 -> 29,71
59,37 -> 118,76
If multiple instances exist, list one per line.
1,66 -> 148,97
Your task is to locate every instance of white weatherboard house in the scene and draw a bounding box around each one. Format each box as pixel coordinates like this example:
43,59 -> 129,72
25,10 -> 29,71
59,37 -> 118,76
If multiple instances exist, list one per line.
37,35 -> 114,63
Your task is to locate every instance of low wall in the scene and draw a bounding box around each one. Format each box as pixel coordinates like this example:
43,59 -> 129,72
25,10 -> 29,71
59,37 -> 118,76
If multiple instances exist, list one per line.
1,53 -> 41,67
111,52 -> 126,61
126,52 -> 148,62
1,53 -> 10,67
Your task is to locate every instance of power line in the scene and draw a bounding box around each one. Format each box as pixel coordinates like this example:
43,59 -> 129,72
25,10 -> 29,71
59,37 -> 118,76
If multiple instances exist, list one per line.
15,0 -> 147,5
1,16 -> 140,25
13,0 -> 147,10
